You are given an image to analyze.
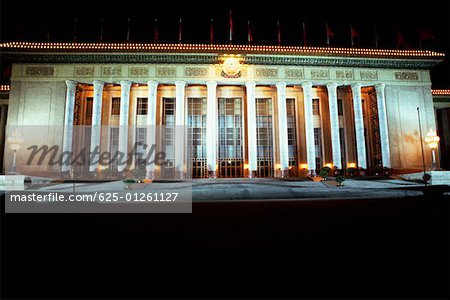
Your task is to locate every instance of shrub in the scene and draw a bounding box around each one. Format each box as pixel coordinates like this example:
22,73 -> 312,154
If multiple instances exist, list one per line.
322,166 -> 332,174
336,175 -> 345,185
347,167 -> 357,176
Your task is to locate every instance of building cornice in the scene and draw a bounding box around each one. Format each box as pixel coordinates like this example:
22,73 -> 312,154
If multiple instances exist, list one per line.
0,42 -> 445,69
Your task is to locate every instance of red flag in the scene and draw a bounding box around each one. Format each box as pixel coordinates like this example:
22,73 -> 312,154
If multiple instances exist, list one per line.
419,29 -> 436,40
396,27 -> 405,48
326,23 -> 334,46
326,23 -> 334,38
229,11 -> 233,44
350,24 -> 359,47
247,20 -> 253,45
351,24 -> 359,38
210,18 -> 214,44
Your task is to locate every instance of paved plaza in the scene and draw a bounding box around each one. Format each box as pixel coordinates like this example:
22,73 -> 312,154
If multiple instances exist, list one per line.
18,177 -> 446,201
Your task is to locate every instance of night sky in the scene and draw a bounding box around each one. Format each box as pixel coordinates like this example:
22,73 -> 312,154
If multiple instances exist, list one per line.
1,0 -> 449,87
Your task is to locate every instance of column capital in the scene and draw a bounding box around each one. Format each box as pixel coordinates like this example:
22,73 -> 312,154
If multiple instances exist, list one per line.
350,82 -> 362,90
245,81 -> 256,89
301,81 -> 313,89
147,80 -> 158,87
175,80 -> 186,88
65,80 -> 77,88
120,80 -> 132,88
326,82 -> 338,89
93,80 -> 104,87
276,81 -> 287,89
374,83 -> 386,92
206,80 -> 217,88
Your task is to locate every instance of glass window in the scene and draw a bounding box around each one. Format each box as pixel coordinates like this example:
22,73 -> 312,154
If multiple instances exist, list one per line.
111,98 -> 120,115
136,97 -> 148,115
337,99 -> 343,116
312,98 -> 320,116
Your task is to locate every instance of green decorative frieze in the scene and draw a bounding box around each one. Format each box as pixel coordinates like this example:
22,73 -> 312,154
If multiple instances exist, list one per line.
25,66 -> 54,76
2,52 -> 441,69
285,68 -> 304,79
394,71 -> 419,81
74,66 -> 95,77
336,70 -> 353,79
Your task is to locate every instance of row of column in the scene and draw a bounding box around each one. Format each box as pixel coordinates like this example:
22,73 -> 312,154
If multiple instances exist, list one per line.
62,80 -> 391,177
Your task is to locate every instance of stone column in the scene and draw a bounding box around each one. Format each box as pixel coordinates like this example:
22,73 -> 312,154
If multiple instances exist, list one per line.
276,82 -> 289,177
326,82 -> 342,169
246,81 -> 257,177
374,83 -> 391,168
175,81 -> 186,178
117,80 -> 131,174
206,81 -> 218,178
351,83 -> 367,170
89,80 -> 104,175
302,82 -> 316,176
61,80 -> 77,175
146,80 -> 158,179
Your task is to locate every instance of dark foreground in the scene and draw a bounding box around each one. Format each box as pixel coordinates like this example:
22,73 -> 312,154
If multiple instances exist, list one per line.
1,195 -> 449,299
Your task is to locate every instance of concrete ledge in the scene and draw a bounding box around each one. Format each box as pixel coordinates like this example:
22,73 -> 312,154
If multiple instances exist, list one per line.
400,171 -> 450,185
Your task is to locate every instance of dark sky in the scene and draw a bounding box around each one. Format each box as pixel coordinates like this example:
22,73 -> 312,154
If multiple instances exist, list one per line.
1,0 -> 449,87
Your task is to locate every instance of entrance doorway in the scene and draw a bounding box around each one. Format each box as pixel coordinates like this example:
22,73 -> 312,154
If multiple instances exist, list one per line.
255,98 -> 274,177
218,97 -> 244,178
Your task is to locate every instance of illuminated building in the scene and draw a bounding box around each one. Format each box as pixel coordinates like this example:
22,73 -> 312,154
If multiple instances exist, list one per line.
0,42 -> 447,178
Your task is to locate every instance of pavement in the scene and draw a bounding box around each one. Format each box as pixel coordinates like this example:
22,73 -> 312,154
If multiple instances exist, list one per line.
16,177 -> 443,201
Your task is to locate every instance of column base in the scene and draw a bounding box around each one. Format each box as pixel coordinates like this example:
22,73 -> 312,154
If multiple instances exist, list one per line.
60,170 -> 71,180
281,169 -> 289,179
308,170 -> 316,177
208,170 -> 217,179
88,171 -> 99,179
248,170 -> 257,178
176,170 -> 185,180
117,171 -> 126,179
146,170 -> 156,180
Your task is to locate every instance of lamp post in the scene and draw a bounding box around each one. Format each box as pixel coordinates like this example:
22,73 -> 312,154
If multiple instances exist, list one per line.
7,128 -> 24,174
424,129 -> 440,171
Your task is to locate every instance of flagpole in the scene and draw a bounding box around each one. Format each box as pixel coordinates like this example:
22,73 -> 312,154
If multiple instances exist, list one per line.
179,18 -> 182,44
154,18 -> 158,43
277,21 -> 281,46
73,17 -> 78,42
100,17 -> 104,42
350,24 -> 354,47
229,11 -> 233,45
374,24 -> 379,48
302,21 -> 306,47
210,18 -> 214,44
326,23 -> 330,46
247,20 -> 251,45
126,18 -> 130,42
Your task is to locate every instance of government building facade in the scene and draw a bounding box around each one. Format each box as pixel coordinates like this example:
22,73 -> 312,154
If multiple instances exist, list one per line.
0,42 -> 446,179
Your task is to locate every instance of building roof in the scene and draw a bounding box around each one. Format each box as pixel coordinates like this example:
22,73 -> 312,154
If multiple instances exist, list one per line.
0,42 -> 446,69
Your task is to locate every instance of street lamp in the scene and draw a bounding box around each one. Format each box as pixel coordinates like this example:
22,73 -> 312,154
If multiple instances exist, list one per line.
7,128 -> 24,174
424,129 -> 440,171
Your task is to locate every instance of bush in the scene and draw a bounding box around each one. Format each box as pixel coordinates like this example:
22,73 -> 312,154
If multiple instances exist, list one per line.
319,170 -> 328,179
347,167 -> 357,176
336,175 -> 345,185
321,166 -> 332,174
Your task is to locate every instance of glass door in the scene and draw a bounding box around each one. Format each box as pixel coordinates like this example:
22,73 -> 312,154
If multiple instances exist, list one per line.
187,97 -> 207,178
161,97 -> 176,178
256,98 -> 274,177
218,98 -> 243,178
